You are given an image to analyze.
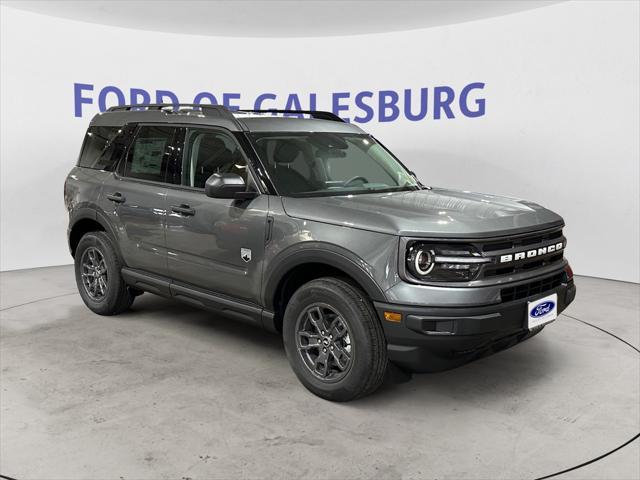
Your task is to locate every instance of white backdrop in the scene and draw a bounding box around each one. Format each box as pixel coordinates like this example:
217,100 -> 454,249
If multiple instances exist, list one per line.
1,1 -> 639,282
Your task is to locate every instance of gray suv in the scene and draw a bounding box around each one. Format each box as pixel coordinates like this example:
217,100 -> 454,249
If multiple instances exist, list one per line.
65,104 -> 576,401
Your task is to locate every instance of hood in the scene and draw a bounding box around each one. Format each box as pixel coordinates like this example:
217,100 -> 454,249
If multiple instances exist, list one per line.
281,188 -> 564,238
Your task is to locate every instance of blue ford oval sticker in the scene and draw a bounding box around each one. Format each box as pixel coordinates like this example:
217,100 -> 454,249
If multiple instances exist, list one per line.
530,301 -> 556,318
527,293 -> 558,330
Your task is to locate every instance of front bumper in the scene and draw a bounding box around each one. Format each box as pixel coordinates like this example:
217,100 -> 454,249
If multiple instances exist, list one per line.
374,278 -> 576,372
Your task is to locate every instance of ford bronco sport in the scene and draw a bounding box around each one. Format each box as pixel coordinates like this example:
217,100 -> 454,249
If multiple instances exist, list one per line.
65,104 -> 576,401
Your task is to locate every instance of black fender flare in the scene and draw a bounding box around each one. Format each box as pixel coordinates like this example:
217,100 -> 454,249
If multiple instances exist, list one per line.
68,205 -> 122,262
261,242 -> 387,311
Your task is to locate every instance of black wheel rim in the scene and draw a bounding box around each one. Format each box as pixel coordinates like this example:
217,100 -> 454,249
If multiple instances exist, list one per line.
80,247 -> 108,301
295,303 -> 353,382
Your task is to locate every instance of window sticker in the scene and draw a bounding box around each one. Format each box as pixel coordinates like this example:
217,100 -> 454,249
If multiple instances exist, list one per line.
131,138 -> 167,174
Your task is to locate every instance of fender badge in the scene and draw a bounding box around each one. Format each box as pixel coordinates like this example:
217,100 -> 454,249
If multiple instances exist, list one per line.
241,248 -> 252,263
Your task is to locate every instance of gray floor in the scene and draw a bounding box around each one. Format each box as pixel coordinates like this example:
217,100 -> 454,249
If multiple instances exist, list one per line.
1,266 -> 638,480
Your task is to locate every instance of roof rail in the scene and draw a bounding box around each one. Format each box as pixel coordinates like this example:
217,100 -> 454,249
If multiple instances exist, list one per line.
106,103 -> 244,129
104,104 -> 345,124
237,109 -> 345,123
107,103 -> 204,112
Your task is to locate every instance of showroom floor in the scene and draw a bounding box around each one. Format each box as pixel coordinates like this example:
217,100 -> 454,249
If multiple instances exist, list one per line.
1,266 -> 638,480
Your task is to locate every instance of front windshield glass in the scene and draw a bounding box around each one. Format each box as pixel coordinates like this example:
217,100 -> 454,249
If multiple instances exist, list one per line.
249,132 -> 421,197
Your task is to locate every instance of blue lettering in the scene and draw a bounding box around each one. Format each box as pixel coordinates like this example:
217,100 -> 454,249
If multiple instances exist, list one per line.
353,91 -> 374,123
223,93 -> 241,111
74,83 -> 93,118
130,88 -> 151,107
98,85 -> 125,112
460,82 -> 485,117
193,92 -> 218,105
284,94 -> 304,117
71,83 -> 487,122
155,90 -> 179,108
254,93 -> 276,109
434,86 -> 455,119
404,88 -> 428,121
332,92 -> 350,122
379,90 -> 399,122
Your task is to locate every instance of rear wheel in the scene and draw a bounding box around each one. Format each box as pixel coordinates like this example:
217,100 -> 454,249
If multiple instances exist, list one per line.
282,277 -> 388,401
74,232 -> 134,315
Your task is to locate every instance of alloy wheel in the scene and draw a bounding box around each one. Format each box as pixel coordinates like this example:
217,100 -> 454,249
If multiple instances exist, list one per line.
80,246 -> 108,301
295,303 -> 353,382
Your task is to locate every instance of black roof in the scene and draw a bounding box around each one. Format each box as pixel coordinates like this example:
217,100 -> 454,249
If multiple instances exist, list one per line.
90,104 -> 364,134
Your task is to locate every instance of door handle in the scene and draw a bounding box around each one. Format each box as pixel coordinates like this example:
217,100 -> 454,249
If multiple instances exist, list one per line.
106,192 -> 125,203
171,204 -> 196,216
265,215 -> 274,243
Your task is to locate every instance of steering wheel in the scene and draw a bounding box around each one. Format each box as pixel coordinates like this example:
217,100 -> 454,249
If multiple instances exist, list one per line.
343,176 -> 369,187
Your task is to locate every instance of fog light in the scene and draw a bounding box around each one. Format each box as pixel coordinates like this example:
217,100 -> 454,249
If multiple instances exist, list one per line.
384,311 -> 402,323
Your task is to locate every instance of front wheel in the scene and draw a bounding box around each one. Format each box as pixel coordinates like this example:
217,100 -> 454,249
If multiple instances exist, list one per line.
282,277 -> 388,401
74,231 -> 134,315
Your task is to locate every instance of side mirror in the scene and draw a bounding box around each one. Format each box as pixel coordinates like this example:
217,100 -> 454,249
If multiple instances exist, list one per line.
205,173 -> 257,200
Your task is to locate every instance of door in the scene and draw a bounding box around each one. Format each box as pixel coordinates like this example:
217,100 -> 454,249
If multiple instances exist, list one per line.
165,127 -> 268,303
100,124 -> 179,277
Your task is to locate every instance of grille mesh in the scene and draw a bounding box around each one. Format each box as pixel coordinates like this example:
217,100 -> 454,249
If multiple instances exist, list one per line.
500,273 -> 564,302
482,229 -> 563,252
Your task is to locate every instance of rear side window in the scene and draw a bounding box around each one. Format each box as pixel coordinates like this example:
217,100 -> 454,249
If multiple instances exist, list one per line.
123,125 -> 176,182
77,126 -> 121,170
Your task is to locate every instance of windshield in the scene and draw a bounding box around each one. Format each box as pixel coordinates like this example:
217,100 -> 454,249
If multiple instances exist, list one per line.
249,132 -> 421,197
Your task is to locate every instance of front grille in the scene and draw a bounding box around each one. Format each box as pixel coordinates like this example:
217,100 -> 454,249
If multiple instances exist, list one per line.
500,273 -> 563,302
478,228 -> 565,279
483,253 -> 564,277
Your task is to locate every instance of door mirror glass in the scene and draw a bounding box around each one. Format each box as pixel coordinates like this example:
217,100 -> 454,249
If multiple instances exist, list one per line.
205,173 -> 247,198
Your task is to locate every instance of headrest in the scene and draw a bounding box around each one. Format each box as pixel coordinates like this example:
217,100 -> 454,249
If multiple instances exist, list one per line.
199,136 -> 227,153
273,140 -> 302,165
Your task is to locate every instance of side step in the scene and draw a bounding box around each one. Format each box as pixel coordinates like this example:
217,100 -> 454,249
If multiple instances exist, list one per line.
121,267 -> 276,330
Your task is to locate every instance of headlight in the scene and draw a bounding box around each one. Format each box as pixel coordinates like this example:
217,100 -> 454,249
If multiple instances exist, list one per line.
405,243 -> 488,282
408,248 -> 434,275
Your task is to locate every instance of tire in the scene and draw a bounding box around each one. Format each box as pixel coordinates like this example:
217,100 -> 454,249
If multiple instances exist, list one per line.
74,231 -> 134,316
282,277 -> 388,401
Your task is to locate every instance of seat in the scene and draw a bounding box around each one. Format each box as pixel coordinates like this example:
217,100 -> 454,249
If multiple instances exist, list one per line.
272,140 -> 315,195
193,136 -> 235,188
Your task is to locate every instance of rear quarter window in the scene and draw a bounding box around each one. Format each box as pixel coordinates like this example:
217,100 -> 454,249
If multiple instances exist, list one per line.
77,126 -> 122,170
122,125 -> 176,183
